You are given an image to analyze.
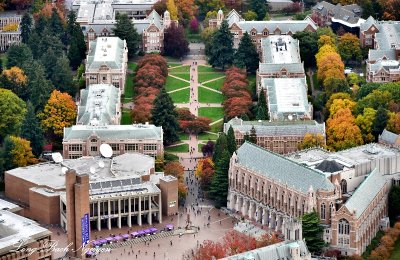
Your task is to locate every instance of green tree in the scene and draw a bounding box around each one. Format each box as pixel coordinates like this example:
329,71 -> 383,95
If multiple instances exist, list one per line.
234,32 -> 259,74
21,102 -> 44,157
388,185 -> 400,225
1,135 -> 37,170
249,126 -> 257,144
151,88 -> 180,145
0,88 -> 27,141
212,133 -> 227,163
51,56 -> 75,95
68,38 -> 81,69
196,0 -> 225,18
34,15 -> 48,36
302,211 -> 325,254
66,10 -> 87,60
20,13 -> 32,44
113,13 -> 141,58
6,44 -> 33,69
208,20 -> 234,70
41,48 -> 58,80
256,90 -> 269,120
338,33 -> 362,64
293,31 -> 318,67
49,8 -> 64,37
226,126 -> 237,156
249,0 -> 268,20
243,10 -> 258,21
355,107 -> 376,143
210,150 -> 230,208
372,107 -> 389,140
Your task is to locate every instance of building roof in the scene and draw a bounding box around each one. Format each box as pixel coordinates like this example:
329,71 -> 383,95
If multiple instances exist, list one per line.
379,129 -> 400,145
261,36 -> 301,64
344,168 -> 388,218
86,37 -> 126,70
258,63 -> 304,74
0,210 -> 51,256
224,118 -> 325,137
6,153 -> 156,190
0,199 -> 21,213
315,159 -> 344,173
223,240 -> 310,260
78,84 -> 120,126
63,124 -> 162,141
261,77 -> 311,121
89,180 -> 160,198
360,16 -> 376,31
313,1 -> 362,25
235,142 -> 335,193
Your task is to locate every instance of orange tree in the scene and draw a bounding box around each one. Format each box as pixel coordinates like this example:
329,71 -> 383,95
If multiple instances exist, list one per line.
164,161 -> 187,202
195,157 -> 215,191
2,135 -> 37,170
1,66 -> 28,99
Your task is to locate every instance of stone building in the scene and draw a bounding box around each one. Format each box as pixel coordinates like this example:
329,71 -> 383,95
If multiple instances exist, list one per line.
379,129 -> 400,148
0,12 -> 21,52
228,142 -> 400,256
77,84 -> 121,126
224,118 -> 325,154
5,153 -> 178,230
209,9 -> 317,51
62,124 -> 163,159
85,37 -> 128,91
360,17 -> 400,83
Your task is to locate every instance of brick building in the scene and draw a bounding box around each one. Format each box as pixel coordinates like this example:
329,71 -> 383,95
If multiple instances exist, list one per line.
62,124 -> 163,159
224,117 -> 325,154
0,12 -> 21,52
227,142 -> 400,256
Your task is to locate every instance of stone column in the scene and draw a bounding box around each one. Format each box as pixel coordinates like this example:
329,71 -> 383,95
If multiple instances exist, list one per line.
117,199 -> 121,228
158,195 -> 162,223
97,202 -> 101,231
229,192 -> 235,210
107,200 -> 111,230
262,208 -> 268,225
148,196 -> 152,225
128,197 -> 132,227
235,196 -> 241,212
269,211 -> 275,229
138,196 -> 142,226
248,202 -> 253,219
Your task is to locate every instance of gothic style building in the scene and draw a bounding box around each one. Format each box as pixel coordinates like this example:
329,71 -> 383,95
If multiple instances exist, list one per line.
228,142 -> 400,256
0,12 -> 21,52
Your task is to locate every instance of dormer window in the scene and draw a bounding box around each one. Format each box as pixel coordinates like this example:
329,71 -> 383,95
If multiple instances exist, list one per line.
251,31 -> 256,36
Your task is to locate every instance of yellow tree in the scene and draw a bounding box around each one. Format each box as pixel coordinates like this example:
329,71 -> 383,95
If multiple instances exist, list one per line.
1,66 -> 28,98
166,0 -> 178,20
317,52 -> 344,83
326,108 -> 363,151
387,112 -> 400,134
9,136 -> 38,167
317,35 -> 336,49
298,133 -> 326,150
325,92 -> 352,112
40,90 -> 77,137
329,98 -> 356,118
315,44 -> 337,62
338,33 -> 362,63
355,107 -> 377,143
175,0 -> 197,21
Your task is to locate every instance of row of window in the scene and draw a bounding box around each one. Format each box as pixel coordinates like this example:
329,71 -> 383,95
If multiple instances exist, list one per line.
69,144 -> 157,152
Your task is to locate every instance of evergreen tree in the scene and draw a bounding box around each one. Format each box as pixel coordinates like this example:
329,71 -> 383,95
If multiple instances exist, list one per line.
113,13 -> 141,58
208,20 -> 234,70
20,13 -> 32,44
66,10 -> 87,59
2,136 -> 15,170
249,0 -> 268,20
37,31 -> 64,58
389,185 -> 400,225
302,211 -> 325,254
21,102 -> 44,157
35,15 -> 48,36
256,90 -> 269,120
249,125 -> 257,144
6,44 -> 33,69
234,32 -> 259,74
49,8 -> 64,37
51,56 -> 75,95
226,126 -> 237,155
151,88 -> 180,145
373,106 -> 388,140
210,150 -> 230,208
27,32 -> 41,59
68,39 -> 82,69
41,48 -> 58,79
212,133 -> 227,163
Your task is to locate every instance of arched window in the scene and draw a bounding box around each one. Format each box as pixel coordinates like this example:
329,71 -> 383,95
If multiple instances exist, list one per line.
320,203 -> 326,220
341,179 -> 347,194
91,138 -> 97,143
338,219 -> 350,235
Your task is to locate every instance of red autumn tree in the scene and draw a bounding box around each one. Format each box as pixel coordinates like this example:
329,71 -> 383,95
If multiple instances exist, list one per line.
223,96 -> 253,119
194,240 -> 226,260
137,54 -> 168,77
176,108 -> 196,120
223,230 -> 257,256
135,64 -> 166,89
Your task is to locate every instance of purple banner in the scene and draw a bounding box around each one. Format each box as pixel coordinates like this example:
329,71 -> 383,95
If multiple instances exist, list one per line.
81,213 -> 90,246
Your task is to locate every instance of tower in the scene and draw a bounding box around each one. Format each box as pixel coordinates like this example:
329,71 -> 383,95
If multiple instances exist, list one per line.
217,9 -> 224,26
163,10 -> 171,28
307,185 -> 316,213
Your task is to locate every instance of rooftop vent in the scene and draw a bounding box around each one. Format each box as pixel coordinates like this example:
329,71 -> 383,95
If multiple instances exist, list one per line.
343,15 -> 350,21
317,5 -> 323,10
353,8 -> 360,13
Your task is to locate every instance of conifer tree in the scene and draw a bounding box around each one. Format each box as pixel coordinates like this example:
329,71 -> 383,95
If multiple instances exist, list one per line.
212,133 -> 227,163
6,44 -> 33,69
373,106 -> 389,140
256,90 -> 269,120
49,8 -> 64,37
51,56 -> 75,95
302,211 -> 325,254
113,13 -> 141,58
68,39 -> 81,69
226,126 -> 237,155
208,20 -> 234,70
151,88 -> 180,145
20,13 -> 32,44
210,150 -> 230,208
21,102 -> 44,157
234,32 -> 259,73
249,0 -> 268,20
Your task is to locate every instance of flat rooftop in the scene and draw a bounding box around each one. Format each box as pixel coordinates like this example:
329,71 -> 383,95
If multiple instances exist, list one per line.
6,153 -> 155,190
261,35 -> 301,64
0,199 -> 21,213
0,210 -> 51,255
90,180 -> 160,198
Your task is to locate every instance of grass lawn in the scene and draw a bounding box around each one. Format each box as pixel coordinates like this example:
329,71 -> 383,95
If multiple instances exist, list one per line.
198,143 -> 204,151
171,73 -> 190,81
123,75 -> 134,102
198,132 -> 218,140
198,73 -> 225,83
178,132 -> 189,140
203,77 -> 225,91
164,152 -> 179,162
128,62 -> 137,71
164,56 -> 182,63
210,120 -> 223,133
198,65 -> 219,73
168,63 -> 182,68
169,65 -> 190,73
199,107 -> 224,122
169,88 -> 190,103
121,109 -> 132,125
198,87 -> 224,103
165,76 -> 189,92
390,238 -> 400,260
165,143 -> 189,153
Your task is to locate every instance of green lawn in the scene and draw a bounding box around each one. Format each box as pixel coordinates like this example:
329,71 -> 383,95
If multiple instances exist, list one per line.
178,132 -> 189,140
121,109 -> 132,125
390,237 -> 400,260
168,62 -> 182,68
165,76 -> 189,92
198,87 -> 224,103
198,132 -> 218,140
123,74 -> 134,102
198,73 -> 225,83
198,65 -> 219,73
169,88 -> 190,103
128,62 -> 137,71
210,120 -> 223,133
198,143 -> 204,151
203,77 -> 225,91
169,65 -> 190,73
198,107 -> 224,122
165,143 -> 189,153
170,73 -> 190,81
164,152 -> 179,162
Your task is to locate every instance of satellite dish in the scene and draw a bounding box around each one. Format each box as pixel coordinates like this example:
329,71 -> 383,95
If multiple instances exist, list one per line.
100,144 -> 113,158
52,152 -> 63,163
90,166 -> 96,174
61,167 -> 68,174
98,160 -> 105,168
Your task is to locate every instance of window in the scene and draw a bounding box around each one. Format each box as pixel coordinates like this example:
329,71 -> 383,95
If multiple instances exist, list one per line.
91,138 -> 97,143
338,219 -> 350,235
69,144 -> 82,151
144,144 -> 157,151
125,144 -> 139,151
263,31 -> 268,36
341,179 -> 347,194
320,203 -> 326,220
91,146 -> 98,152
110,144 -> 119,151
69,154 -> 81,159
251,31 -> 256,36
